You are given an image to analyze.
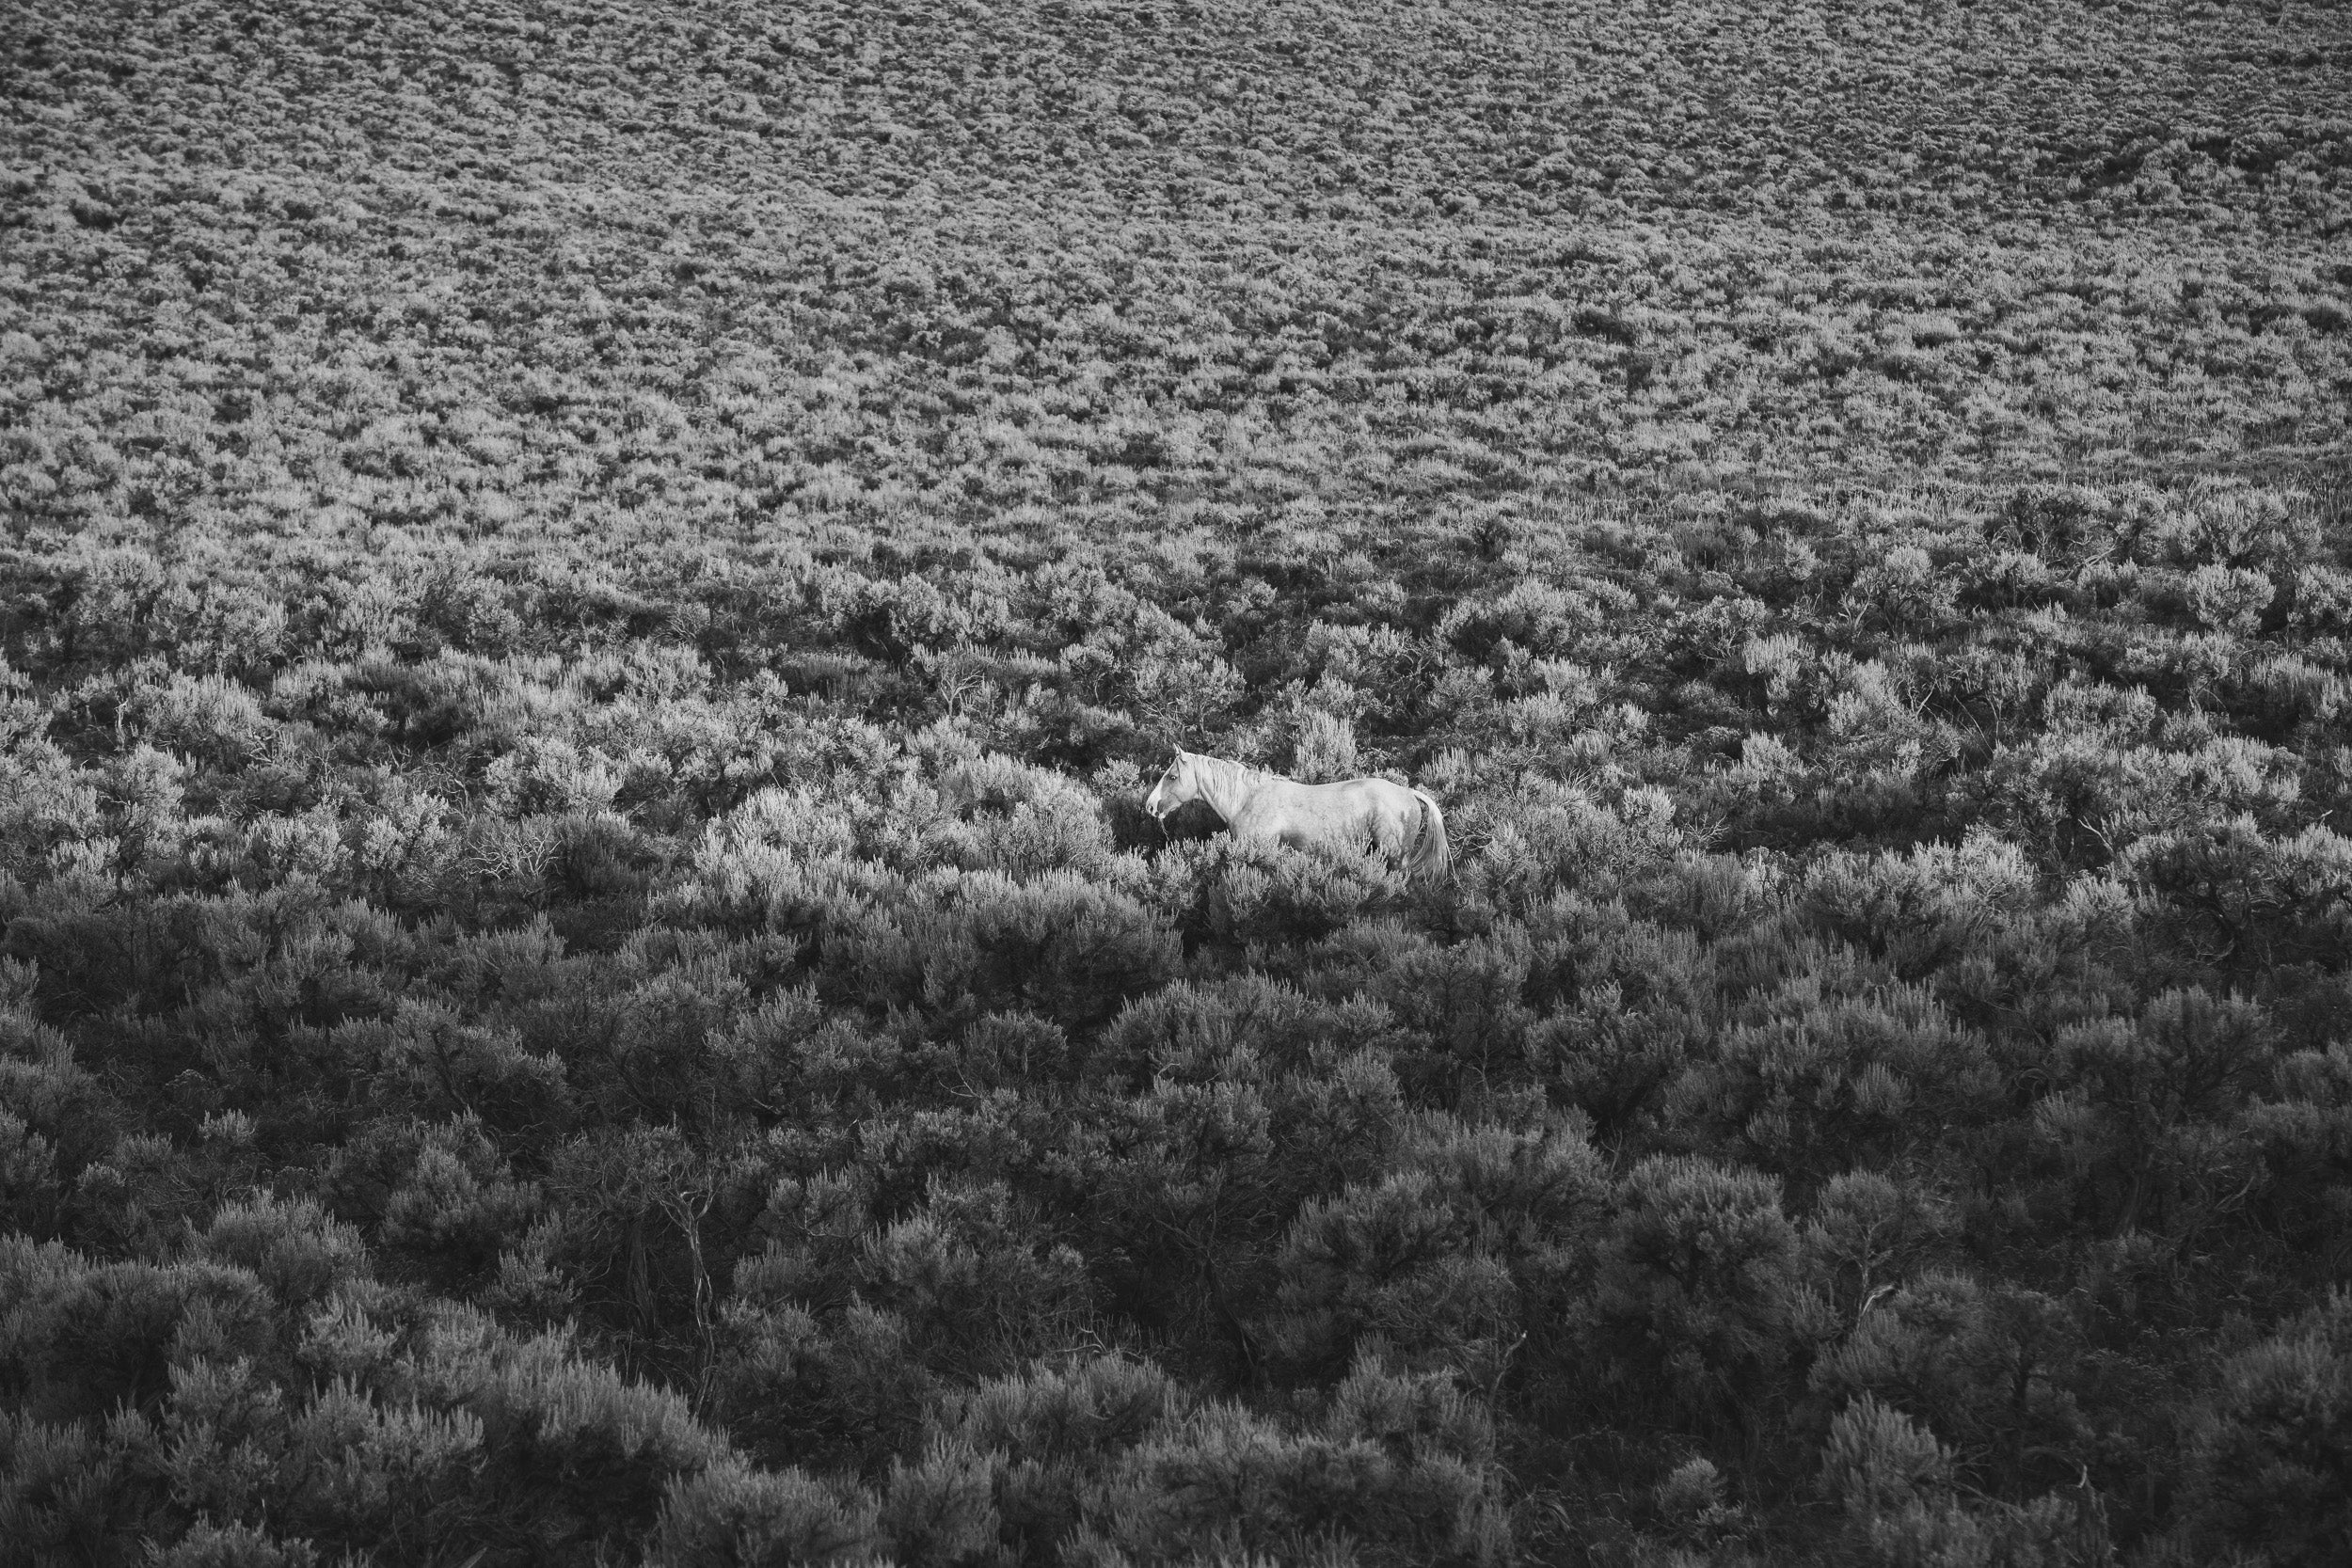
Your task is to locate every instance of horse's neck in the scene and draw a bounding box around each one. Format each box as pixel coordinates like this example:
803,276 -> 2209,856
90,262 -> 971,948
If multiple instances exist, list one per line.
1191,756 -> 1266,819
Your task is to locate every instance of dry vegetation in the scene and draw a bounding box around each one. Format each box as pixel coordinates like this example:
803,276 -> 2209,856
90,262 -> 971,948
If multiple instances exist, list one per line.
3,1 -> 2351,1564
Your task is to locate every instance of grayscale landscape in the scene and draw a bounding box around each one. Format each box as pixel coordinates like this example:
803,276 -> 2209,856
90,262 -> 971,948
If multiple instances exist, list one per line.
3,0 -> 2350,1562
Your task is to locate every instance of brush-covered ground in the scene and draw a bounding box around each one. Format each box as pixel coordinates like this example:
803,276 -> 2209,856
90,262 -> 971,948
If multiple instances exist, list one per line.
4,1 -> 2352,1564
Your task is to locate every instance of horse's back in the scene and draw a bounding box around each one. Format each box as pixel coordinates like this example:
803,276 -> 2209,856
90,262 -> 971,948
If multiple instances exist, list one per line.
1278,775 -> 1420,849
1293,775 -> 1409,804
1211,767 -> 1443,880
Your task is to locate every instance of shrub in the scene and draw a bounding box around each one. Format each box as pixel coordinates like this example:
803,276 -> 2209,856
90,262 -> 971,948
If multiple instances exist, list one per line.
1268,1114 -> 1605,1385
1152,836 -> 1403,954
652,1459 -> 882,1568
0,1240 -> 275,1427
925,1353 -> 1181,1559
2183,1292 -> 2352,1568
1591,1155 -> 1824,1441
828,870 -> 1181,1030
1809,1271 -> 2090,1497
1664,979 -> 1998,1197
406,1307 -> 736,1562
1069,1348 -> 1508,1567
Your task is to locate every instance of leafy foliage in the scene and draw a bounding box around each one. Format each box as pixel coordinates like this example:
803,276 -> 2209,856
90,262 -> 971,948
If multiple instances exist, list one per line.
4,0 -> 2352,1561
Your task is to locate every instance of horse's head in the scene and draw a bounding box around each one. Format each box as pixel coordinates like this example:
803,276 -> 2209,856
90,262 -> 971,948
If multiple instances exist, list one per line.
1144,752 -> 1198,820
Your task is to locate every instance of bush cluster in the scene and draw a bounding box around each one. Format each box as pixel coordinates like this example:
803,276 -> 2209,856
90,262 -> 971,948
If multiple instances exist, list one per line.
5,0 -> 2352,1564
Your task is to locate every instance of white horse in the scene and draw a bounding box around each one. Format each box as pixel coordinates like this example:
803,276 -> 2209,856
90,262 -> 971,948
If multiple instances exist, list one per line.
1144,750 -> 1451,884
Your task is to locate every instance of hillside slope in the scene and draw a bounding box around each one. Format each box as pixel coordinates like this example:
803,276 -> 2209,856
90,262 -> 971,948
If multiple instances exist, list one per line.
7,0 -> 2349,561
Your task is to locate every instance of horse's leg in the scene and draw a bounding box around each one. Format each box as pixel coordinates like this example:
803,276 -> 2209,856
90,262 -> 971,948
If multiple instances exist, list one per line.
1240,801 -> 1307,851
1254,807 -> 1303,849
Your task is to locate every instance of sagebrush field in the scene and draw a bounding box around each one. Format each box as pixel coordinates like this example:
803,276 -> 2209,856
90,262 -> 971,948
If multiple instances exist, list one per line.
5,0 -> 2352,1563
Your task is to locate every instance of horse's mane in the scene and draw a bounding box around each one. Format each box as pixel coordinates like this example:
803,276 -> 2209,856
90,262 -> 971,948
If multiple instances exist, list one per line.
1184,752 -> 1271,790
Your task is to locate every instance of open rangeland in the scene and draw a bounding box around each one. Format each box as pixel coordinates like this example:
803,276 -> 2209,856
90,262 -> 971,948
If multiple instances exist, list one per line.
4,1 -> 2350,1562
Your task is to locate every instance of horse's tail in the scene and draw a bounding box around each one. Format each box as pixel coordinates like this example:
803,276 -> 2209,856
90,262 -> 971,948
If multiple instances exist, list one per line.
1406,789 -> 1451,885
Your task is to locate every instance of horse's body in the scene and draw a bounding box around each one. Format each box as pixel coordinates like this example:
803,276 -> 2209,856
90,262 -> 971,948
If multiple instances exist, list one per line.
1145,751 -> 1451,884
